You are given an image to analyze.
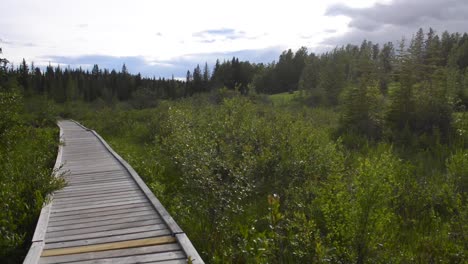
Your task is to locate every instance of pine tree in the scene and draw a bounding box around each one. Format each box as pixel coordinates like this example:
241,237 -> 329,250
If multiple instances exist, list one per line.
378,42 -> 394,93
386,38 -> 416,142
299,54 -> 323,105
203,62 -> 210,91
339,78 -> 384,140
0,48 -> 7,87
19,58 -> 29,91
193,64 -> 202,93
276,49 -> 295,93
185,70 -> 192,96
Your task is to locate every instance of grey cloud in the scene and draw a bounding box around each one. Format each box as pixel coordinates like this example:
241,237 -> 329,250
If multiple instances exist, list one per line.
200,39 -> 216,43
322,0 -> 468,48
1,39 -> 38,47
192,28 -> 247,42
1,40 -> 13,45
326,0 -> 467,31
43,47 -> 282,78
324,29 -> 337,34
203,28 -> 236,35
300,34 -> 314,39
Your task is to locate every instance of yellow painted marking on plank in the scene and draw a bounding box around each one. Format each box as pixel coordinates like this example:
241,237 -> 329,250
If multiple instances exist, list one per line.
41,236 -> 177,257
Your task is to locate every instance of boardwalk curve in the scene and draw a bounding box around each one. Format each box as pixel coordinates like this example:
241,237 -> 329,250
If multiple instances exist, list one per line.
24,120 -> 203,264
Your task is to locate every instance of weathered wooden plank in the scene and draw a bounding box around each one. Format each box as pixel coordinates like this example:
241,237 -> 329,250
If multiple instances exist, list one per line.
58,180 -> 133,191
61,178 -> 131,188
49,202 -> 153,218
52,188 -> 140,200
63,141 -> 101,145
62,166 -> 123,172
53,187 -> 140,199
38,244 -> 181,264
63,162 -> 120,168
44,229 -> 172,249
62,138 -> 99,142
51,195 -> 146,209
92,130 -> 184,234
61,157 -> 113,164
47,214 -> 158,230
63,159 -> 120,164
67,169 -> 124,176
144,260 -> 187,264
51,187 -> 139,200
53,185 -> 138,197
53,192 -> 142,205
46,224 -> 167,243
62,149 -> 108,154
63,165 -> 121,170
51,199 -> 147,213
52,195 -> 145,209
49,209 -> 155,224
63,169 -> 127,176
62,152 -> 112,157
63,172 -> 128,181
42,236 -> 177,257
48,208 -> 156,224
61,153 -> 110,159
51,251 -> 186,264
63,159 -> 120,165
63,169 -> 122,174
64,174 -> 128,183
64,177 -> 130,187
48,208 -> 156,225
64,170 -> 128,177
64,179 -> 130,188
52,188 -> 139,200
46,219 -> 163,238
64,178 -> 129,185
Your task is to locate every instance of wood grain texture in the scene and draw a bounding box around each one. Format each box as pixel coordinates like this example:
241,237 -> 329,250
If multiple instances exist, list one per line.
44,229 -> 172,250
38,244 -> 181,264
47,213 -> 159,230
91,130 -> 184,234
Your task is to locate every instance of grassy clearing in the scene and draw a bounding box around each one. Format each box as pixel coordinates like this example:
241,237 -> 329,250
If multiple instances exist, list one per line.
268,91 -> 299,106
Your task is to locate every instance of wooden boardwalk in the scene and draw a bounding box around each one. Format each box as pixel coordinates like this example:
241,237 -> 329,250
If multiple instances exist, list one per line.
24,120 -> 203,264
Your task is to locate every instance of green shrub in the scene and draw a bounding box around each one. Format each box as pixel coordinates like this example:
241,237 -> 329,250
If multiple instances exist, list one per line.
0,90 -> 63,263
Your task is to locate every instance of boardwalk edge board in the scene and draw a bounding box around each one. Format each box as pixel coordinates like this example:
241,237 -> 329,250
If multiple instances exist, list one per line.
24,120 -> 204,264
86,121 -> 204,264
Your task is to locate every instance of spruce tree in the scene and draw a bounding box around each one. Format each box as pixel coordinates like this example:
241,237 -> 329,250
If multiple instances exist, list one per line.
203,62 -> 210,91
19,59 -> 29,91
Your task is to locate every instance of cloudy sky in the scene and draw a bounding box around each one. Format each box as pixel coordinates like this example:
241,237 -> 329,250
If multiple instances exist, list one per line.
1,0 -> 466,78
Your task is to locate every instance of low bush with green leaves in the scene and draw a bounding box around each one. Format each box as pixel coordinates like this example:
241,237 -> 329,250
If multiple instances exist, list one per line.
71,93 -> 467,263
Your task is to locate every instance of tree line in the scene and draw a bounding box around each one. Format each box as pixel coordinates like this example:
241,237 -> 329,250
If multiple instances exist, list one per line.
3,29 -> 468,106
2,27 -> 468,143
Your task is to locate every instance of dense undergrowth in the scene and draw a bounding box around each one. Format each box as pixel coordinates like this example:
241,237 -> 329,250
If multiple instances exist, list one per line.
0,85 -> 63,263
63,91 -> 467,263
